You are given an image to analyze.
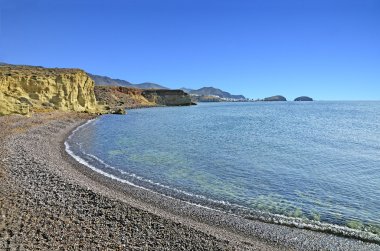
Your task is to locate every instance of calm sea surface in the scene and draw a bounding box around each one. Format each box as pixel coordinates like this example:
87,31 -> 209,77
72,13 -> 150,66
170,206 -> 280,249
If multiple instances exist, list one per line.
67,102 -> 380,234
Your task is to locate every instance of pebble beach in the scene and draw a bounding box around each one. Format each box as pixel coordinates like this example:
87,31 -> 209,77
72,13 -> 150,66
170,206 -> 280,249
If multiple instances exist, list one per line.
1,112 -> 379,250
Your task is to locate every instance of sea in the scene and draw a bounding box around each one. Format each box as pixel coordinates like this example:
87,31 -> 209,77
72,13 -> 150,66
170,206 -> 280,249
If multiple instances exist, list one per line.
65,101 -> 380,237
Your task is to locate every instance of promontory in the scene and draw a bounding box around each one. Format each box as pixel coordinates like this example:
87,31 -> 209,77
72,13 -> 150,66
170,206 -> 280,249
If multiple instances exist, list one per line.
0,64 -> 193,116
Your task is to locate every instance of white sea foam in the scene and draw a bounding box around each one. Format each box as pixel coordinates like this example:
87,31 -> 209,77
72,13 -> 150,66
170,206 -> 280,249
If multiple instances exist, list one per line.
64,118 -> 380,243
66,120 -> 232,205
65,120 -> 224,212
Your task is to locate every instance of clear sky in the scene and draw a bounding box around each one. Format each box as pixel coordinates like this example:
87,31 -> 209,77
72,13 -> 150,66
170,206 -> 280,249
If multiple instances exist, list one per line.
1,0 -> 379,100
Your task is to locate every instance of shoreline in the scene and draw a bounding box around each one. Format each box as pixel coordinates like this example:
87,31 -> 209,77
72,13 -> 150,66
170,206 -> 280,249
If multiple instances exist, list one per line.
1,112 -> 379,250
65,117 -> 380,245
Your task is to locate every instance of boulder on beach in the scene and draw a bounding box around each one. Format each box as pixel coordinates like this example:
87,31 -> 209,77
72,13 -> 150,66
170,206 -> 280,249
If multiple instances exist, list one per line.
263,95 -> 287,101
294,96 -> 313,101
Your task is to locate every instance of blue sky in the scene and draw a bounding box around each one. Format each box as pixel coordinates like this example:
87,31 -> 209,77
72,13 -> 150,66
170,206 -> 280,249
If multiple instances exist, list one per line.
1,0 -> 379,100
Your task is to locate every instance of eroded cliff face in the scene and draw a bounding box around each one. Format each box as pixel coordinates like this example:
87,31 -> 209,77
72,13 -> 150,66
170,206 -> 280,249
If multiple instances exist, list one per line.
142,89 -> 193,106
0,65 -> 101,115
94,86 -> 194,112
94,86 -> 156,112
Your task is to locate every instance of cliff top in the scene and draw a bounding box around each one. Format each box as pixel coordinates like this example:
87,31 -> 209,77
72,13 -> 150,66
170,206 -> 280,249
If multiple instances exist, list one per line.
0,64 -> 86,77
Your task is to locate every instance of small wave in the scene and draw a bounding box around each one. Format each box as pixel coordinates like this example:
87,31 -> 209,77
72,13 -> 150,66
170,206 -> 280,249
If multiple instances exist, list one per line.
68,126 -> 232,207
69,147 -> 230,209
65,141 -> 224,213
65,121 -> 225,212
65,119 -> 380,244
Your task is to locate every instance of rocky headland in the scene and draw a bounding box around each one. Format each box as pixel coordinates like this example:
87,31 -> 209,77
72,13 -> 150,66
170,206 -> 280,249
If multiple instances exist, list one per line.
141,89 -> 193,106
94,86 -> 156,114
94,86 -> 193,114
89,72 -> 247,102
0,64 -> 194,116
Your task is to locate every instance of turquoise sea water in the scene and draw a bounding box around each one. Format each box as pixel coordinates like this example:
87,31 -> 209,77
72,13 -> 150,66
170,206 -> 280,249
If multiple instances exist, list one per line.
67,102 -> 380,235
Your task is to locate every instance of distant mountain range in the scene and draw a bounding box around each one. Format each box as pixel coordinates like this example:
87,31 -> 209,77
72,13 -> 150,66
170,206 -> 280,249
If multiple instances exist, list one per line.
134,82 -> 168,89
3,63 -> 314,102
1,65 -> 244,99
88,73 -> 133,87
179,87 -> 194,93
88,74 -> 168,89
181,87 -> 245,99
89,74 -> 245,99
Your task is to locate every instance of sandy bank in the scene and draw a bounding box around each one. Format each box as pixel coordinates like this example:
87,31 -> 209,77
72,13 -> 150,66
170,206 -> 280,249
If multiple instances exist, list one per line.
0,112 -> 379,250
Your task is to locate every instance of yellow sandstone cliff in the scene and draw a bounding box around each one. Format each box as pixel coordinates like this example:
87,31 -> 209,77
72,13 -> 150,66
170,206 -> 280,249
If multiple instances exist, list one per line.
0,65 -> 101,115
0,64 -> 194,116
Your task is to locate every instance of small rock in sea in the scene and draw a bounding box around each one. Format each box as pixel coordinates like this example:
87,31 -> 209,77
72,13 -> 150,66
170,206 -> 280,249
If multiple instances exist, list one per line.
263,95 -> 287,101
111,108 -> 126,115
294,96 -> 313,101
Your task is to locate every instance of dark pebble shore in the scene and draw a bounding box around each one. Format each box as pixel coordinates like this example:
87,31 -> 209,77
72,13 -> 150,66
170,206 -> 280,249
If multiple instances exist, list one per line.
0,112 -> 379,250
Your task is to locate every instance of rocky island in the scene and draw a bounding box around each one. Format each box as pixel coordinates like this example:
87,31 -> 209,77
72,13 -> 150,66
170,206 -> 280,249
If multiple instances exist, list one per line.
294,96 -> 313,101
263,95 -> 287,101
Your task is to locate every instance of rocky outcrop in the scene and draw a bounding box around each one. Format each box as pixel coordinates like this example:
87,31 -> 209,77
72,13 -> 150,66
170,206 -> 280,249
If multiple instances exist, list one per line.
94,86 -> 194,112
294,96 -> 313,101
142,89 -> 193,106
263,95 -> 287,101
94,86 -> 156,112
0,65 -> 102,116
